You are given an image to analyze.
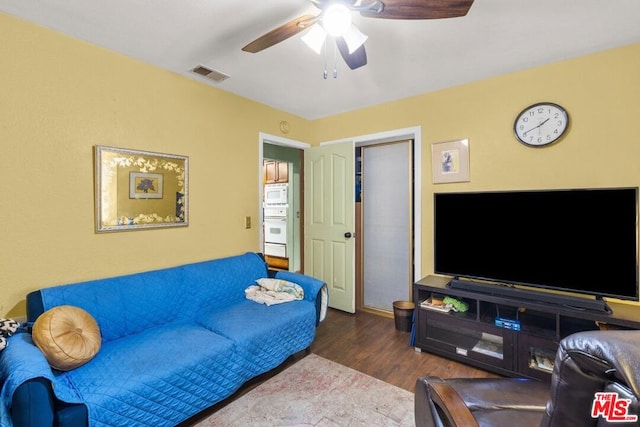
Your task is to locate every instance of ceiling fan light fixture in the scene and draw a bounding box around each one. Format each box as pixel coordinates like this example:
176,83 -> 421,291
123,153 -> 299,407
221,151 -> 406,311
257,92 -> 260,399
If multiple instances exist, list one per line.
342,24 -> 368,54
322,3 -> 352,37
301,24 -> 327,54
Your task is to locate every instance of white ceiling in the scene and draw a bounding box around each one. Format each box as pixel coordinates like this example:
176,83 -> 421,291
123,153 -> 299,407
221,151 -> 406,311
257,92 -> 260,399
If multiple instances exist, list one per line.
2,0 -> 639,119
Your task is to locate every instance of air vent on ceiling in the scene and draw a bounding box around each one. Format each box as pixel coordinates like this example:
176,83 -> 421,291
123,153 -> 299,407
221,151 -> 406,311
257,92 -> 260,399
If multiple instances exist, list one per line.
190,65 -> 230,83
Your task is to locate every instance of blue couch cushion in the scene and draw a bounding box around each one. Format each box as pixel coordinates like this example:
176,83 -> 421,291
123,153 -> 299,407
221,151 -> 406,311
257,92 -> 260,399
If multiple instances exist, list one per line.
39,267 -> 189,342
38,252 -> 269,343
64,322 -> 243,427
198,299 -> 317,378
180,253 -> 268,316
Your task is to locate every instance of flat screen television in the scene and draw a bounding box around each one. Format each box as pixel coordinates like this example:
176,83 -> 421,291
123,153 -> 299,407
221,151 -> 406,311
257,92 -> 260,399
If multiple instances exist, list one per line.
434,188 -> 639,310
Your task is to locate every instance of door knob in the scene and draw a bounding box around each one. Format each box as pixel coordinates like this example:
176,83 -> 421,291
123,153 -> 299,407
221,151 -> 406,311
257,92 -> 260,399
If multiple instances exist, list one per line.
344,232 -> 352,238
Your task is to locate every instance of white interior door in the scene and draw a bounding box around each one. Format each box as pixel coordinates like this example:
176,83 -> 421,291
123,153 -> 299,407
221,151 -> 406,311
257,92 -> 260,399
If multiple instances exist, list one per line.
304,141 -> 355,313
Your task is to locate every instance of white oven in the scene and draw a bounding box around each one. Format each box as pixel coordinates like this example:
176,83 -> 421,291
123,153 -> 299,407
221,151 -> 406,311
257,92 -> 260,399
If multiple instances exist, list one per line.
264,216 -> 287,244
264,183 -> 288,206
264,205 -> 287,258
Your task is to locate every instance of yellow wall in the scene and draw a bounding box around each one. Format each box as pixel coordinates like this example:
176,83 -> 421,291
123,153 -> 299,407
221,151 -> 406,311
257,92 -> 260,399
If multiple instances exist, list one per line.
2,9 -> 640,317
0,13 -> 311,316
311,43 -> 640,305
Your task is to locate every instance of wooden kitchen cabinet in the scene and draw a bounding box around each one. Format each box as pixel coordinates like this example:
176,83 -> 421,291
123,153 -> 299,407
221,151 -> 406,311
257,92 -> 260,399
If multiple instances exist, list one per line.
264,160 -> 289,183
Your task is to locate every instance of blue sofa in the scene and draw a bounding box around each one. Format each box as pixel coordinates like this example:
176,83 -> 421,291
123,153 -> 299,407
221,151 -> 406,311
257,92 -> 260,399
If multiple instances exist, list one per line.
0,252 -> 327,427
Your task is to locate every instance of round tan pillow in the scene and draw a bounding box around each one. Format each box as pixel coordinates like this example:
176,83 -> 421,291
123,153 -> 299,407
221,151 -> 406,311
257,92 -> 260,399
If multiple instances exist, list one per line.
32,305 -> 101,371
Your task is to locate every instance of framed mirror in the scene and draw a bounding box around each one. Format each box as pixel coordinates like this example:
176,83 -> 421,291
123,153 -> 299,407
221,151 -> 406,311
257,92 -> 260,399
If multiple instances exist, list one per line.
94,145 -> 189,232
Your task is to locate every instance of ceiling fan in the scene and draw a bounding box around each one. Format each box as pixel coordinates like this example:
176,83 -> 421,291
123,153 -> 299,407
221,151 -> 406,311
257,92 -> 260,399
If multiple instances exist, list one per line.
242,0 -> 475,70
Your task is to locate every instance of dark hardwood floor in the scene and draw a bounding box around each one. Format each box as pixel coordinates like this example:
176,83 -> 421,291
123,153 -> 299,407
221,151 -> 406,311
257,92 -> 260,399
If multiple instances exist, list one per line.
310,308 -> 500,392
182,307 -> 499,425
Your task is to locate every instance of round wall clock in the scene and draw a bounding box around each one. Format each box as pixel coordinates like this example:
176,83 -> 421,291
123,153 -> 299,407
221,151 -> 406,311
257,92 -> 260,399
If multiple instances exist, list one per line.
513,102 -> 569,147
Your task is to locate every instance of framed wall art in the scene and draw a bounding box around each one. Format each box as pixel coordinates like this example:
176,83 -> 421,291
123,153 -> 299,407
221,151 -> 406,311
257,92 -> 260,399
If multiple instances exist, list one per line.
431,138 -> 470,184
94,145 -> 188,232
130,172 -> 163,199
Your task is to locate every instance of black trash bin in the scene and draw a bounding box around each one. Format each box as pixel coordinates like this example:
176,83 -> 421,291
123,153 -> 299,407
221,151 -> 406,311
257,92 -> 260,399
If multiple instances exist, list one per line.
392,301 -> 414,332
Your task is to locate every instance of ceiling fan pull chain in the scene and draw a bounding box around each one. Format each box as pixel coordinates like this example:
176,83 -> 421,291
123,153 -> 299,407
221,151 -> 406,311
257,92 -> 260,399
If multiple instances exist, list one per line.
323,41 -> 328,79
333,40 -> 338,78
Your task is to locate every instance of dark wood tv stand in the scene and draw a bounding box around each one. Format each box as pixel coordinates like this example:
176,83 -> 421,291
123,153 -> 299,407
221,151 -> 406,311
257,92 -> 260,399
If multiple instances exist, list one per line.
413,275 -> 640,380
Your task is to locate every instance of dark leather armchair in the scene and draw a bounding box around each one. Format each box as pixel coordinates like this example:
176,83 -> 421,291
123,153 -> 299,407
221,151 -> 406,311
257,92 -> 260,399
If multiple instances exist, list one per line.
415,330 -> 640,426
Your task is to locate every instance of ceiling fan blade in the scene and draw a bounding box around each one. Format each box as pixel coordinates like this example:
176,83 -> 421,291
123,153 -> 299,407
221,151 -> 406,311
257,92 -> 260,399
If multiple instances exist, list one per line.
336,37 -> 367,70
361,0 -> 474,19
242,14 -> 318,53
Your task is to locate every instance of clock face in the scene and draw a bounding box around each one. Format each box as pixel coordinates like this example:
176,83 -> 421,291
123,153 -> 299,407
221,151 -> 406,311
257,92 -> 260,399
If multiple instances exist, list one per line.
514,103 -> 569,147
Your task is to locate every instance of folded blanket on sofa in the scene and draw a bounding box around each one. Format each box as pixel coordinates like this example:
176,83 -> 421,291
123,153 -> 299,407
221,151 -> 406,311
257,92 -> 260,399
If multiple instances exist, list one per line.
245,278 -> 304,306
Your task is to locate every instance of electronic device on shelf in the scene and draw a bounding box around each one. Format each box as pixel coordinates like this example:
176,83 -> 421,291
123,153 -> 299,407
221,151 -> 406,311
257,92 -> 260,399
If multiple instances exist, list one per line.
434,187 -> 639,314
494,317 -> 521,331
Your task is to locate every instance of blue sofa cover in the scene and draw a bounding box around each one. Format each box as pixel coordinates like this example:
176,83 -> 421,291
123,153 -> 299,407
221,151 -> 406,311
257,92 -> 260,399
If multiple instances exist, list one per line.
0,252 -> 327,427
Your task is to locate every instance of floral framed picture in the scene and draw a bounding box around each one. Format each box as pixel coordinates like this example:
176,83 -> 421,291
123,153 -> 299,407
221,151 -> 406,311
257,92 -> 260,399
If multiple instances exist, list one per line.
129,172 -> 164,199
130,172 -> 164,199
431,139 -> 470,184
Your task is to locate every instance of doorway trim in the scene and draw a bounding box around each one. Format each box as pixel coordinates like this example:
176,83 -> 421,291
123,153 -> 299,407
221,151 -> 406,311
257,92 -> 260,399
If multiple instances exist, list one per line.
258,125 -> 422,284
318,126 -> 422,282
258,132 -> 310,251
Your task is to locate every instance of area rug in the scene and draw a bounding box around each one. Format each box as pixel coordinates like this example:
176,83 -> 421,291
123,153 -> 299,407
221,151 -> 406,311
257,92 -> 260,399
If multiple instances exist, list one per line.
193,354 -> 415,426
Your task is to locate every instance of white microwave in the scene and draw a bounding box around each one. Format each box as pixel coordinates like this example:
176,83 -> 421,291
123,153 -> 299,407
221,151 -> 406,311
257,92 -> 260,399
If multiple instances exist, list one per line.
264,183 -> 288,206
